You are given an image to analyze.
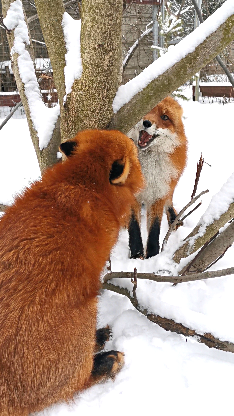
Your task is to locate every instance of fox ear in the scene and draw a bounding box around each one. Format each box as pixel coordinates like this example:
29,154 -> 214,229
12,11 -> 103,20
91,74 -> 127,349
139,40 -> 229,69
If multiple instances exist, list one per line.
109,158 -> 130,185
60,141 -> 77,157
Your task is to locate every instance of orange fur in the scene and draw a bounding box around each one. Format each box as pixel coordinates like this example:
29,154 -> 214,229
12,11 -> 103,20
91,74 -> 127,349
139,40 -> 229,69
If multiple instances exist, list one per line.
128,97 -> 187,258
0,129 -> 144,415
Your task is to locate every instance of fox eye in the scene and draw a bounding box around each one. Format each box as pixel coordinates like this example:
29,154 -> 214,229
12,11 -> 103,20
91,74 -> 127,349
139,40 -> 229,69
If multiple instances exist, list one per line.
161,114 -> 169,121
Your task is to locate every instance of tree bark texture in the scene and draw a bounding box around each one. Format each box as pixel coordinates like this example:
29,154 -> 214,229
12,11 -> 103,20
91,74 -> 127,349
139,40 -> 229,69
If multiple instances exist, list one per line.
109,14 -> 234,134
64,0 -> 123,139
173,202 -> 234,263
181,220 -> 234,274
34,0 -> 67,142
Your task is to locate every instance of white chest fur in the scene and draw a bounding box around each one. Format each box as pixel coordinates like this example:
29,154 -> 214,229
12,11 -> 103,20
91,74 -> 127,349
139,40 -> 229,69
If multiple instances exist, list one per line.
128,125 -> 180,206
138,149 -> 178,206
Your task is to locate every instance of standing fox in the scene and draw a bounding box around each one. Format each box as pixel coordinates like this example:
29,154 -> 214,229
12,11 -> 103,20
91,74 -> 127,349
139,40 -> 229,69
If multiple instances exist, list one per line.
128,96 -> 187,258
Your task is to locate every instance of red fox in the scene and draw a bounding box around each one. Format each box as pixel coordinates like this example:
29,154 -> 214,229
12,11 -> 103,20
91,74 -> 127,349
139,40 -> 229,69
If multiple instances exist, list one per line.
0,130 -> 144,415
128,96 -> 187,258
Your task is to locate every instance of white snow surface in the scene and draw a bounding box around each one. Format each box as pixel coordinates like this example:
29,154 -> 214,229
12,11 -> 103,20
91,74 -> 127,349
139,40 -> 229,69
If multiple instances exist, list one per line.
62,13 -> 82,96
1,93 -> 234,415
3,0 -> 60,150
113,0 -> 234,113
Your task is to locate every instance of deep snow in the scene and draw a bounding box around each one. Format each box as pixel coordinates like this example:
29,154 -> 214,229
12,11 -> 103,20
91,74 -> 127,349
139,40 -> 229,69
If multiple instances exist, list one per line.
0,93 -> 234,416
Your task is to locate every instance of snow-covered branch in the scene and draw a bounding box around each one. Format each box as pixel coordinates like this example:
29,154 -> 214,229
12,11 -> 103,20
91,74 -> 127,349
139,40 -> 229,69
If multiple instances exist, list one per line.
102,281 -> 234,353
174,172 -> 234,263
109,1 -> 234,133
2,0 -> 60,172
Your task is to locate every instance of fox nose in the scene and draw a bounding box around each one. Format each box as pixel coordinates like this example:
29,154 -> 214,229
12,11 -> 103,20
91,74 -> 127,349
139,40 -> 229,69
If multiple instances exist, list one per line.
143,120 -> 152,128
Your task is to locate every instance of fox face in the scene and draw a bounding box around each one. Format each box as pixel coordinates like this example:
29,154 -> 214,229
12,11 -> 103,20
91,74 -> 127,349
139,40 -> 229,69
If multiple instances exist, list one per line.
129,96 -> 185,154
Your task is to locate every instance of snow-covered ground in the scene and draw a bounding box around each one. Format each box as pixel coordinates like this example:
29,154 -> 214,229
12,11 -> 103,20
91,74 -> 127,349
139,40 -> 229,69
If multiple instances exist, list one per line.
0,94 -> 234,415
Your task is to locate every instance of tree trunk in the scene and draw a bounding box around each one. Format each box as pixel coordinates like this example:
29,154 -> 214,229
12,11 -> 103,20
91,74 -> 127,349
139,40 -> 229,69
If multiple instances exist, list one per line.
34,0 -> 67,142
63,0 -> 123,139
2,0 -> 61,173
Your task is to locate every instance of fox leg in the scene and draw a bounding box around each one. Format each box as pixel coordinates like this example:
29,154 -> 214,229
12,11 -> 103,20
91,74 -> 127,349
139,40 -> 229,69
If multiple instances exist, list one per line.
165,182 -> 179,227
146,198 -> 166,258
128,200 -> 144,259
95,326 -> 111,352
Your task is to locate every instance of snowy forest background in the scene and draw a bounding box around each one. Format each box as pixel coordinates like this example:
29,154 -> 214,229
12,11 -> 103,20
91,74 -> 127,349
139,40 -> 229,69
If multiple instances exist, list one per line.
1,0 -> 234,415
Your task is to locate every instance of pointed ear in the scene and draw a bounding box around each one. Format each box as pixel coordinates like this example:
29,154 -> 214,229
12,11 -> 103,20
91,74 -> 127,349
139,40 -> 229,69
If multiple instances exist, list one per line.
109,158 -> 130,185
59,141 -> 77,157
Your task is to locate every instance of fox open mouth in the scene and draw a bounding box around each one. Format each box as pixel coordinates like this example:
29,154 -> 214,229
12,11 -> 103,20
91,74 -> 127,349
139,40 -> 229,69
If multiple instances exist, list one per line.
138,131 -> 157,149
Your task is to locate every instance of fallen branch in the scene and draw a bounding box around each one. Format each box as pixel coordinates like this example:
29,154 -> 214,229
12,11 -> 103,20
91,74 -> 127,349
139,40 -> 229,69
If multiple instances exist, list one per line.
103,266 -> 234,284
102,281 -> 234,353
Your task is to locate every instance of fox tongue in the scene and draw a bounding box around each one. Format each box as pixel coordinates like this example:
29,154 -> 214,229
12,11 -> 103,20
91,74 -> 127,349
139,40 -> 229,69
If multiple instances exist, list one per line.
139,131 -> 152,147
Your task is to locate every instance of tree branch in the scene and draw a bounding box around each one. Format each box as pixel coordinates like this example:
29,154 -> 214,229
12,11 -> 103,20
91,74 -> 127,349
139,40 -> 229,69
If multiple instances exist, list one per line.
173,201 -> 234,263
34,0 -> 66,140
103,266 -> 234,284
102,281 -> 234,353
191,153 -> 204,200
161,189 -> 209,251
109,12 -> 234,133
181,221 -> 234,274
0,101 -> 23,131
123,24 -> 153,71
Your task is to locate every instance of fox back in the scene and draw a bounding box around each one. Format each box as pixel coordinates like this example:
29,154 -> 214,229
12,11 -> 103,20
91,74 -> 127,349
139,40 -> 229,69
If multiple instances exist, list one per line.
0,129 -> 144,415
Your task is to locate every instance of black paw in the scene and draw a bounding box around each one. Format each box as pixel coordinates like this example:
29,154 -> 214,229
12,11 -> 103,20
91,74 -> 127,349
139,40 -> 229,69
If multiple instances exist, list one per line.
91,350 -> 124,380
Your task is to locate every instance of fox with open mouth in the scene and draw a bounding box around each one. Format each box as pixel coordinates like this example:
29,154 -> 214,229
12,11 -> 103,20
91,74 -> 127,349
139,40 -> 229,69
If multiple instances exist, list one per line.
128,96 -> 188,258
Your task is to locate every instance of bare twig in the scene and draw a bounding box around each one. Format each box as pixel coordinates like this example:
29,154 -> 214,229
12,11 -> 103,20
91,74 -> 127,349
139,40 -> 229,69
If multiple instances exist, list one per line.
0,102 -> 23,131
131,267 -> 138,301
161,189 -> 209,251
191,153 -> 204,200
123,24 -> 153,70
103,266 -> 234,285
102,281 -> 234,353
180,202 -> 202,222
